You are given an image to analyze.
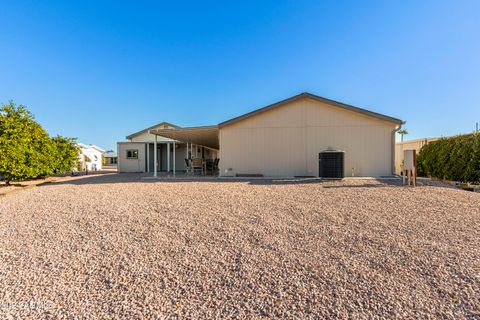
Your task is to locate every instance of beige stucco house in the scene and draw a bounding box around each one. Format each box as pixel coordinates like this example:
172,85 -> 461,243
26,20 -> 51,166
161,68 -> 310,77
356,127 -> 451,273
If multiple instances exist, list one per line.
395,137 -> 440,174
118,92 -> 404,177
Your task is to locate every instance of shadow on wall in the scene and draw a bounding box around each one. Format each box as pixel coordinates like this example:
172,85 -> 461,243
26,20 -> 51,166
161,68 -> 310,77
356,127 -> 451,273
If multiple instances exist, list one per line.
40,172 -> 407,187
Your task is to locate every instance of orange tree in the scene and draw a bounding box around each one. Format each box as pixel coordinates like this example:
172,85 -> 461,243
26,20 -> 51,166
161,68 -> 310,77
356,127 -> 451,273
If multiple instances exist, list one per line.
0,101 -> 78,184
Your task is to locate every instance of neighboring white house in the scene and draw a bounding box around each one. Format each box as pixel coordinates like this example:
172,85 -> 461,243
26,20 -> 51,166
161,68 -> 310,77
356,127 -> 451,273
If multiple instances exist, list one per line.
117,92 -> 404,177
78,143 -> 105,171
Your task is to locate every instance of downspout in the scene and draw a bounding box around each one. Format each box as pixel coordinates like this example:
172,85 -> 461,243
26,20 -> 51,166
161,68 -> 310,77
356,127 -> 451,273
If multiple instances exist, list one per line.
392,122 -> 405,175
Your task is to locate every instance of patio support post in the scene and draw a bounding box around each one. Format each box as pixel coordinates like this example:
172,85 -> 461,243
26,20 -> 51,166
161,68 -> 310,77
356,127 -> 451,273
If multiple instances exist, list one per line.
173,140 -> 176,176
167,142 -> 170,173
146,142 -> 150,173
154,136 -> 157,177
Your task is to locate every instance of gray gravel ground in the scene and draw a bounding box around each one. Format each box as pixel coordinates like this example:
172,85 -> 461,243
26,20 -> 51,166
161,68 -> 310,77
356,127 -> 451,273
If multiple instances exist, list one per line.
0,174 -> 479,319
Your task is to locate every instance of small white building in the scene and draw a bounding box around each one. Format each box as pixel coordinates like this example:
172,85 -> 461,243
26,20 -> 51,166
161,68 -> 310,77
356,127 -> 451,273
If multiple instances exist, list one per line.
78,143 -> 105,171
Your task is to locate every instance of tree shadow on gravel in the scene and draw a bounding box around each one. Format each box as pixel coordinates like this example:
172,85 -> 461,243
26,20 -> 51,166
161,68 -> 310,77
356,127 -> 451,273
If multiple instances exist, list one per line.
40,173 -> 406,188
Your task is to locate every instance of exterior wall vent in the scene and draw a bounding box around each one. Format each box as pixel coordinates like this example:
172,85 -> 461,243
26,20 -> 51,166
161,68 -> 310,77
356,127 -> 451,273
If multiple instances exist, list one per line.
319,150 -> 345,178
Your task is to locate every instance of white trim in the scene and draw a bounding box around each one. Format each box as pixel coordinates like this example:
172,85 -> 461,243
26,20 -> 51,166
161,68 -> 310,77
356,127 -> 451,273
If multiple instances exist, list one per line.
146,143 -> 150,173
167,143 -> 170,172
154,137 -> 157,177
173,141 -> 176,176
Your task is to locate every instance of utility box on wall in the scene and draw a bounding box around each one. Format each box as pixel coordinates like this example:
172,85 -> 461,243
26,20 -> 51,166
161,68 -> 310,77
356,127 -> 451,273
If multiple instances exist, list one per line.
403,150 -> 416,171
319,151 -> 345,178
403,149 -> 417,186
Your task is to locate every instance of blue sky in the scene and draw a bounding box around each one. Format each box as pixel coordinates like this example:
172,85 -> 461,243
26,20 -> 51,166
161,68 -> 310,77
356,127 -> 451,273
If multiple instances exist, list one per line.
1,1 -> 479,150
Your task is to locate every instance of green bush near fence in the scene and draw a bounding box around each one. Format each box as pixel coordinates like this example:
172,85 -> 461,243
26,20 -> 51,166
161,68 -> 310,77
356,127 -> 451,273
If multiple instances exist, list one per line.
417,133 -> 480,183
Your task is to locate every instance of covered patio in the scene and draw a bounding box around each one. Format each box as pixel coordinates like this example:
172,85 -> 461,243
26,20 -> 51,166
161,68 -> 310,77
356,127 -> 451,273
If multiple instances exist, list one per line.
149,126 -> 219,177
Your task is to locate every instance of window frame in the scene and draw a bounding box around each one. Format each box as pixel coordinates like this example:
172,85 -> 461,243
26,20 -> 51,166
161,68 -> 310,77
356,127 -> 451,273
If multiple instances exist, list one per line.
126,149 -> 138,159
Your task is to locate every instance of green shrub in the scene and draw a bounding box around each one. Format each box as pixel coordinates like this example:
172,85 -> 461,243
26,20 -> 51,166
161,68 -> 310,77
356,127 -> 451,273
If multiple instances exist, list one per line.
417,133 -> 480,183
51,136 -> 80,174
0,101 -> 79,184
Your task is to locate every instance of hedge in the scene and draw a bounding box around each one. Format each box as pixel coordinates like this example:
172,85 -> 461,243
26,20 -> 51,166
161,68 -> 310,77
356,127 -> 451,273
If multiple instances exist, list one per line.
417,133 -> 480,183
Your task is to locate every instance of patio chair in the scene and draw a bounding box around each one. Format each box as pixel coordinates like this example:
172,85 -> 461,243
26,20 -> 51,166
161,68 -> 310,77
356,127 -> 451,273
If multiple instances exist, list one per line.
191,158 -> 204,175
184,158 -> 191,175
205,159 -> 214,175
213,158 -> 220,175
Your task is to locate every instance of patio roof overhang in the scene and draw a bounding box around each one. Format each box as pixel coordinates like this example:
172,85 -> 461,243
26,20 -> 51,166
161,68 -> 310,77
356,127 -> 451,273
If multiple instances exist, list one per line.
149,125 -> 219,150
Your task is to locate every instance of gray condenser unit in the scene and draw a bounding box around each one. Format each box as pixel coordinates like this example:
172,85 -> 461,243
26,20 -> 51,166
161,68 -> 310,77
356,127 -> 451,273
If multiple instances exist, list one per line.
319,150 -> 345,178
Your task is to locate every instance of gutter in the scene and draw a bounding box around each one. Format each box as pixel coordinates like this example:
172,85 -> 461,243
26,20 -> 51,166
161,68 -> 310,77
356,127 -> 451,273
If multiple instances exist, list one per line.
392,122 -> 405,174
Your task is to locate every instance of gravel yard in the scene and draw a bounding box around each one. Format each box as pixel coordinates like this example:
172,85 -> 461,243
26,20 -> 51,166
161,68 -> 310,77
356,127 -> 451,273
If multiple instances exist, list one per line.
0,174 -> 479,319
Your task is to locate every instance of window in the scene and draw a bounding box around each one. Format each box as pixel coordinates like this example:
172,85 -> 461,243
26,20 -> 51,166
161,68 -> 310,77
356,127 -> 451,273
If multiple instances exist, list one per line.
126,149 -> 138,159
111,157 -> 117,164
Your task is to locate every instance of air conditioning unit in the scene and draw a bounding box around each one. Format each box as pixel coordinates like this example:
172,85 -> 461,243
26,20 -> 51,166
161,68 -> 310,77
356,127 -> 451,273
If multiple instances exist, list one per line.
319,150 -> 345,178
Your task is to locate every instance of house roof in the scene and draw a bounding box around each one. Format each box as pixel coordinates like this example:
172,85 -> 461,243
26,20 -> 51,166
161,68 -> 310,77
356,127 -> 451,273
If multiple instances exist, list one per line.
89,145 -> 106,153
149,126 -> 219,149
218,92 -> 404,128
77,143 -> 105,153
396,137 -> 440,145
104,151 -> 118,157
126,121 -> 179,140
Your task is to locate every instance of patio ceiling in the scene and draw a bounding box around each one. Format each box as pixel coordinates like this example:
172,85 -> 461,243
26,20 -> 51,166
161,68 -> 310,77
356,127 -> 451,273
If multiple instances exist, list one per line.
149,126 -> 219,150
